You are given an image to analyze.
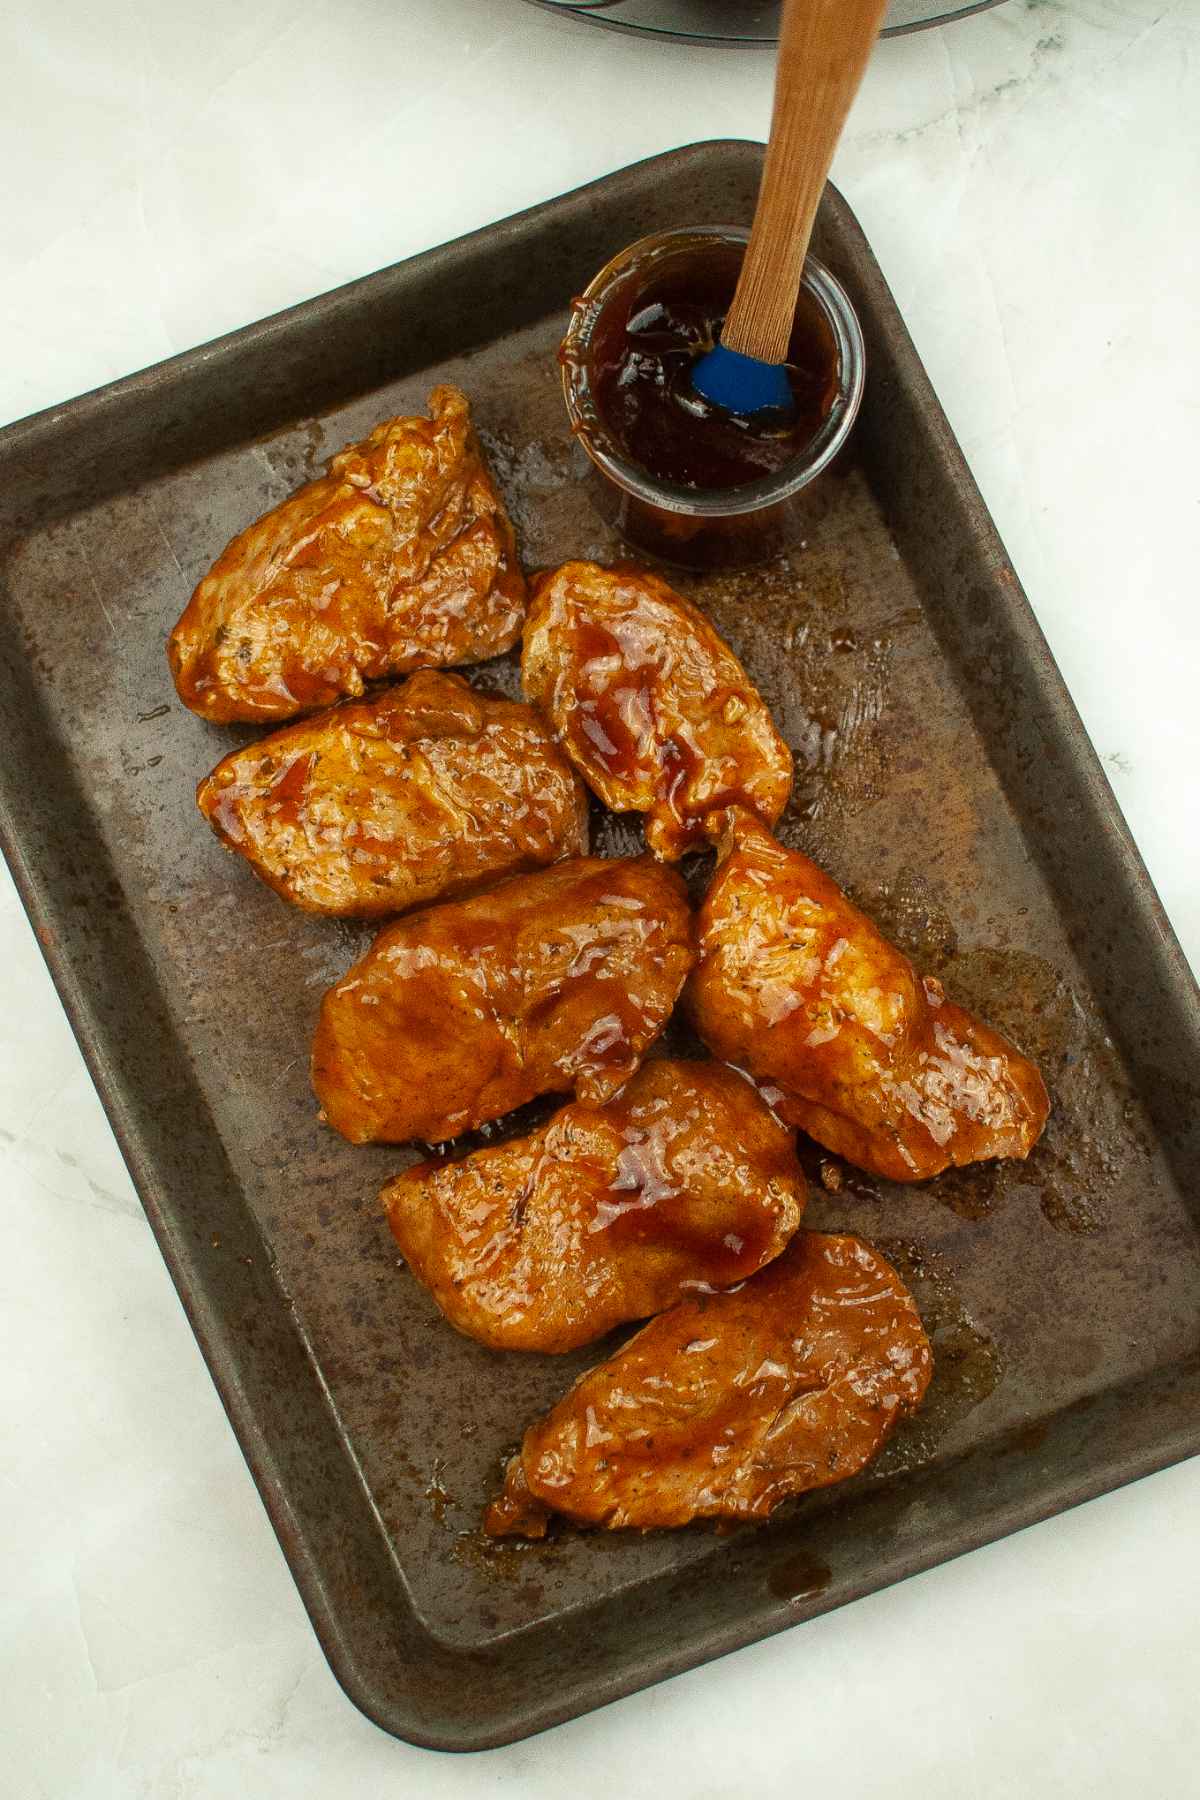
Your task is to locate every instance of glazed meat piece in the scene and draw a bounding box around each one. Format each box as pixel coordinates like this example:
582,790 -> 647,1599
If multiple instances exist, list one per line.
686,810 -> 1050,1182
312,856 -> 695,1144
486,1231 -> 931,1536
383,1060 -> 806,1353
169,386 -> 525,722
520,561 -> 792,859
195,670 -> 588,918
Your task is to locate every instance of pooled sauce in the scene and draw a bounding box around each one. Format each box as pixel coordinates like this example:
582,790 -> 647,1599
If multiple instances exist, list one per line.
572,619 -> 651,779
767,1549 -> 832,1604
588,260 -> 840,491
571,617 -> 707,810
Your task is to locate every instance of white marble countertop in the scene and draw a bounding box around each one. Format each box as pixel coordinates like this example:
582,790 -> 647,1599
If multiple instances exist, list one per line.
3,0 -> 1198,1791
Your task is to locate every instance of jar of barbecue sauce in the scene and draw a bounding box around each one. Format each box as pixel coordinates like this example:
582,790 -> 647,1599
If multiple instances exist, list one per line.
560,226 -> 864,570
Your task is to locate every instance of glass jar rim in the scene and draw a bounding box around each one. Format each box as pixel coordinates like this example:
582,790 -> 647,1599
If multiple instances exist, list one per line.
560,225 -> 866,519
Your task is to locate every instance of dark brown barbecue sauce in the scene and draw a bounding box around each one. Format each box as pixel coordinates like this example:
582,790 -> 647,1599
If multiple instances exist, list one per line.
588,259 -> 840,492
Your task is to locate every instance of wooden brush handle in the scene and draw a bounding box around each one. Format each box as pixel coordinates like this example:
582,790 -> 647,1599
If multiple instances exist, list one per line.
722,0 -> 887,365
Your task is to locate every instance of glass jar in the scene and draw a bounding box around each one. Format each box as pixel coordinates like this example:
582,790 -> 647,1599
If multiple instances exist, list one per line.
560,225 -> 865,570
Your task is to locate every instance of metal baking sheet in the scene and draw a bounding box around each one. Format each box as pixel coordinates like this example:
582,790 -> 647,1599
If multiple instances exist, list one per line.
1,142 -> 1197,1752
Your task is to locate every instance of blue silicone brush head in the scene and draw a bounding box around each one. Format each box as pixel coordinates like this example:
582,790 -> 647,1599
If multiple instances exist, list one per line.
689,340 -> 794,417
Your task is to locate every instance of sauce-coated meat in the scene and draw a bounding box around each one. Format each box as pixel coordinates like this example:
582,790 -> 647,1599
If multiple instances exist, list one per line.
383,1060 -> 806,1352
486,1231 -> 931,1536
169,386 -> 525,722
196,670 -> 588,918
312,856 -> 695,1144
687,810 -> 1049,1181
520,561 -> 792,859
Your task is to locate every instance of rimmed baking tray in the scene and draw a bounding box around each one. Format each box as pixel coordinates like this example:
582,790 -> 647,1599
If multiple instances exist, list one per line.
1,142 -> 1197,1751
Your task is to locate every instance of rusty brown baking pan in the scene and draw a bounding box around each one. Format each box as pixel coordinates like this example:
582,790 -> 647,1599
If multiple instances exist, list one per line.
1,142 -> 1198,1752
